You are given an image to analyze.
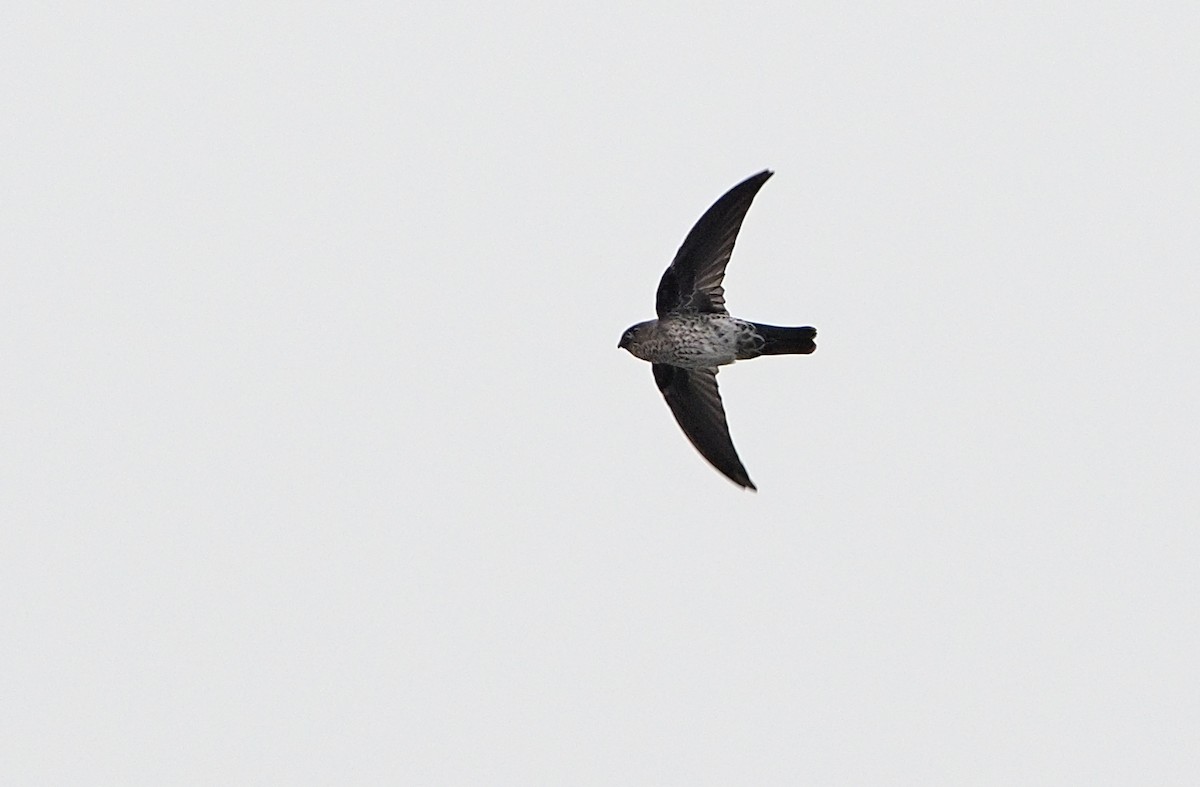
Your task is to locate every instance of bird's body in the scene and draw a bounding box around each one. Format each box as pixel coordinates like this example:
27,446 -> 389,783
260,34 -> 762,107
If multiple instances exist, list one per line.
621,313 -> 756,367
622,313 -> 816,368
617,170 -> 817,490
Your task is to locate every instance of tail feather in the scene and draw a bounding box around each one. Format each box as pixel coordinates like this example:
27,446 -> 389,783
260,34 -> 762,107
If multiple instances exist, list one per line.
753,323 -> 817,355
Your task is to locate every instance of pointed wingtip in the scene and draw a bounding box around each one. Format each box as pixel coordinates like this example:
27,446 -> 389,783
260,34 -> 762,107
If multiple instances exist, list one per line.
731,474 -> 757,491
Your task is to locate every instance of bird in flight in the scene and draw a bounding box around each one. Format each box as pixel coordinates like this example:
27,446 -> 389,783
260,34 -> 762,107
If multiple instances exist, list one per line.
618,170 -> 816,490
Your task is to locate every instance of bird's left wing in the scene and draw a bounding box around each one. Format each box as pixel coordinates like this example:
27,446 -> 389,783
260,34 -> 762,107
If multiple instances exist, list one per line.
655,170 -> 773,318
652,364 -> 756,490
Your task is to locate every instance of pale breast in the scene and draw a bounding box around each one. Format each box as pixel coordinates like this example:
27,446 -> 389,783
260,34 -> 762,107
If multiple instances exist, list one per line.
653,314 -> 745,368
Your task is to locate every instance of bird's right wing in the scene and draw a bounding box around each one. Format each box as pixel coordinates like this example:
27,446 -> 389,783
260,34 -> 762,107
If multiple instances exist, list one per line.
655,170 -> 773,318
652,364 -> 756,490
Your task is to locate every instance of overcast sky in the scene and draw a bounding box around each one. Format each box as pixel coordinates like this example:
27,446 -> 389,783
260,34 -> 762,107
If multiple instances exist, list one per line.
4,3 -> 1199,784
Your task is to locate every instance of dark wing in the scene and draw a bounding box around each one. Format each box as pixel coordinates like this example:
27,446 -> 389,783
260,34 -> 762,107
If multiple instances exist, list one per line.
652,364 -> 756,490
655,170 -> 773,318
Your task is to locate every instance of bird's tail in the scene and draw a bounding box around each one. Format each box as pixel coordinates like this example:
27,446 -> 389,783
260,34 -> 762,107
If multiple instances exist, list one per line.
752,323 -> 817,355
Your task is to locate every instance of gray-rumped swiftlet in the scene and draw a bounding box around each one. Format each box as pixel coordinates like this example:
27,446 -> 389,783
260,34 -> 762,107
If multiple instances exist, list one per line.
618,170 -> 816,490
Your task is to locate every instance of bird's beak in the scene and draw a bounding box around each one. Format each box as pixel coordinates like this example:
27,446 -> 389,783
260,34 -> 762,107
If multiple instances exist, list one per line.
618,337 -> 629,350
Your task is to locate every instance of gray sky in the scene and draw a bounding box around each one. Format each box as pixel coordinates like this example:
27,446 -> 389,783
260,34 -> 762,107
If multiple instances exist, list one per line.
4,3 -> 1199,784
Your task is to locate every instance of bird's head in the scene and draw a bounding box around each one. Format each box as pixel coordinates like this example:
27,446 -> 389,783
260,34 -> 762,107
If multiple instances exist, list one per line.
617,321 -> 652,353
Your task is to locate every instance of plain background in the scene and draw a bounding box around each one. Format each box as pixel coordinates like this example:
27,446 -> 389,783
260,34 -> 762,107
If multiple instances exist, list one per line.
3,3 -> 1198,784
